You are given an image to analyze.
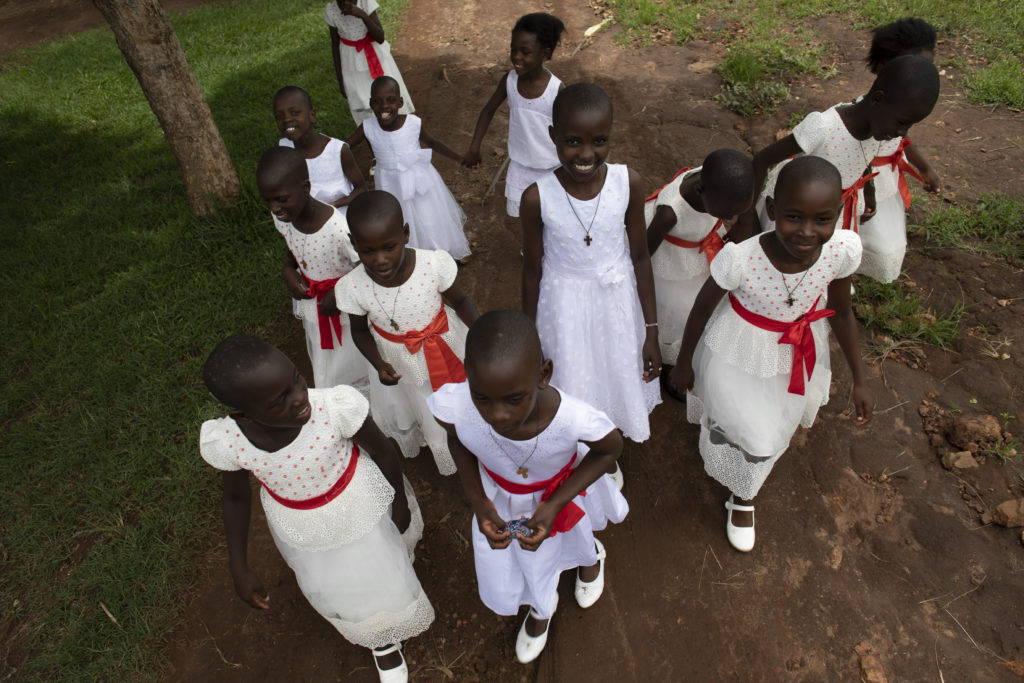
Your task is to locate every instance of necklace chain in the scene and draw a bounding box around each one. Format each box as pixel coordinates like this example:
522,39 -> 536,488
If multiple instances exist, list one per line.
371,281 -> 402,331
565,189 -> 602,247
781,268 -> 812,307
858,137 -> 882,176
487,415 -> 542,479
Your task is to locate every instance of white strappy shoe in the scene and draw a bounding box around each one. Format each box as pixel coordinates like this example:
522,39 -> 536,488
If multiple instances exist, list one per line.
372,643 -> 408,683
724,495 -> 755,552
515,593 -> 558,663
608,462 -> 624,491
574,538 -> 607,608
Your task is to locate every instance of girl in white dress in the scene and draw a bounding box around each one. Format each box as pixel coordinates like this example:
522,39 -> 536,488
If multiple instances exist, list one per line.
257,146 -> 369,392
521,83 -> 661,447
199,335 -> 432,683
750,56 -> 940,282
670,157 -> 873,552
464,13 -> 566,218
645,149 -> 755,378
322,191 -> 479,476
428,310 -> 628,664
273,86 -> 366,213
325,0 -> 414,125
349,76 -> 470,260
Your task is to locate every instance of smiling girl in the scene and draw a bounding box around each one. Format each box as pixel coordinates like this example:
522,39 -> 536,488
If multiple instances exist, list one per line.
669,157 -> 873,552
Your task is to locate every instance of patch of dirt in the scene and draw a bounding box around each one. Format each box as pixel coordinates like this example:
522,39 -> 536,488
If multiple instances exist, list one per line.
11,1 -> 1024,681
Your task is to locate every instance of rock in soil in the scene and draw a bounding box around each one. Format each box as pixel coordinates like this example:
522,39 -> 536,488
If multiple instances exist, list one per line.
941,450 -> 980,470
946,415 -> 1003,453
855,642 -> 888,683
992,498 -> 1024,527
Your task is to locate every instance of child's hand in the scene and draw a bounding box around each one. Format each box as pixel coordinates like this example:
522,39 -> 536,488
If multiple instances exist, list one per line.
462,150 -> 482,169
475,501 -> 512,549
669,363 -> 694,394
861,178 -> 877,224
518,502 -> 557,551
641,335 -> 662,383
230,566 -> 269,610
391,497 -> 411,533
922,168 -> 941,193
377,363 -> 402,385
852,383 -> 873,426
339,0 -> 364,17
285,270 -> 312,300
319,290 -> 340,317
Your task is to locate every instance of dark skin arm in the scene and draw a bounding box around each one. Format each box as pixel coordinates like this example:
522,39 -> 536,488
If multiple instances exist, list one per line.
463,74 -> 510,168
645,205 -> 677,256
825,276 -> 873,425
349,313 -> 402,385
517,430 -> 623,551
338,1 -> 385,43
626,168 -> 662,381
353,415 -> 410,531
669,276 -> 727,392
330,144 -> 368,208
344,123 -> 366,150
904,143 -> 940,192
221,469 -> 270,609
520,183 -> 544,320
329,27 -> 345,98
439,419 -> 513,549
420,125 -> 465,165
283,251 -> 311,299
441,277 -> 479,328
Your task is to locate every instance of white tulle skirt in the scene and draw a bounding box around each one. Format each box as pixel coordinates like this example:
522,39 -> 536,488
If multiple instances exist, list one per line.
856,193 -> 906,283
268,478 -> 434,649
296,300 -> 370,393
472,468 -> 628,619
366,371 -> 456,476
376,164 -> 470,260
653,270 -> 707,365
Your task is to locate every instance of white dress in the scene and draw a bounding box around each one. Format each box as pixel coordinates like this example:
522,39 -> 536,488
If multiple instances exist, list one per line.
279,137 -> 355,211
427,382 -> 628,620
273,210 -> 369,392
323,0 -> 414,125
363,115 -> 470,259
504,69 -> 561,218
758,105 -> 905,282
334,248 -> 466,475
535,164 -> 661,442
199,387 -> 434,648
686,232 -> 862,500
644,166 -> 727,365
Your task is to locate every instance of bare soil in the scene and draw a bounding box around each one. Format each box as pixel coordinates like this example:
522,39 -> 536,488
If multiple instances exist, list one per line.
9,1 -> 1024,681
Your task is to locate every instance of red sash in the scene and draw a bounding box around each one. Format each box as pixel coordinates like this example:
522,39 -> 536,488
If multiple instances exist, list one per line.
263,444 -> 360,510
482,455 -> 586,537
339,35 -> 384,80
729,295 -> 834,396
664,219 -> 725,265
645,166 -> 691,202
871,138 -> 923,211
840,172 -> 879,233
371,306 -> 466,391
305,277 -> 344,350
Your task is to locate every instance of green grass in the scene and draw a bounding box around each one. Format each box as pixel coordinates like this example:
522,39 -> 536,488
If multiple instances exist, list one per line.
964,58 -> 1024,110
917,194 -> 1024,262
607,0 -> 700,46
0,0 -> 405,678
853,279 -> 964,348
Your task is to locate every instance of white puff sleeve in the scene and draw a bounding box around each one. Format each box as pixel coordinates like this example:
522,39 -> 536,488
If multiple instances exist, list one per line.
430,249 -> 459,292
709,241 -> 743,291
334,267 -> 369,317
320,385 -> 370,438
426,381 -> 464,424
832,231 -> 863,280
198,419 -> 243,472
792,110 -> 829,154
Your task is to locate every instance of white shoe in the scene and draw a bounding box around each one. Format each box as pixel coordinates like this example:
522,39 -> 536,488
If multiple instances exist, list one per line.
608,462 -> 624,491
724,495 -> 755,552
515,593 -> 557,663
574,539 -> 606,608
372,643 -> 408,683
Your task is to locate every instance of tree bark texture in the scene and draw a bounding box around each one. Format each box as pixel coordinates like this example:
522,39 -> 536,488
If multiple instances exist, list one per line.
92,0 -> 240,215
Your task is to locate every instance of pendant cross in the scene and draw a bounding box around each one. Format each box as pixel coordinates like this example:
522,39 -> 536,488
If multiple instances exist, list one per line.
389,319 -> 399,331
583,234 -> 592,246
786,297 -> 795,307
516,466 -> 529,478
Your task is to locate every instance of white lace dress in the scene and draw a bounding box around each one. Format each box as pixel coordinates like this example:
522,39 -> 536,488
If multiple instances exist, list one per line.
323,0 -> 414,125
535,164 -> 661,442
427,382 -> 628,619
199,386 -> 433,648
644,166 -> 727,364
686,232 -> 862,500
504,69 -> 561,217
278,137 -> 355,211
363,115 -> 470,259
273,210 -> 369,392
334,248 -> 466,475
758,105 -> 905,282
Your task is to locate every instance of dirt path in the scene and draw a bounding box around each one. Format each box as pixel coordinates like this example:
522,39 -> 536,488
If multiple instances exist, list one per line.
24,0 -> 1019,679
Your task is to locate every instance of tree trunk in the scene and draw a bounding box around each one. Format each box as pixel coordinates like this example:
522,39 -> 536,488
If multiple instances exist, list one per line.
92,0 -> 240,215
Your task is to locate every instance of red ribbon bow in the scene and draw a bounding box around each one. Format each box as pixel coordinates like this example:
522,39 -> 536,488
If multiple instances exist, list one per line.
840,172 -> 879,233
664,219 -> 725,265
871,138 -> 924,211
371,306 -> 466,391
339,35 -> 384,80
482,454 -> 586,537
305,277 -> 344,350
730,295 -> 835,395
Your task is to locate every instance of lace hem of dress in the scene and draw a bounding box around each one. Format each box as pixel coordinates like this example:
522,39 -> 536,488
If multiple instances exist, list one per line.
856,249 -> 903,283
262,454 -> 395,551
329,587 -> 435,649
702,306 -> 830,378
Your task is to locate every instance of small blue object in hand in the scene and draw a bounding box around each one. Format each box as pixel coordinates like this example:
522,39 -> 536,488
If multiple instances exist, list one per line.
505,519 -> 532,537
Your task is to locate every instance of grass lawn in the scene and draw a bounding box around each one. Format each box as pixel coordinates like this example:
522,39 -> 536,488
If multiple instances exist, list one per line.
0,0 -> 403,678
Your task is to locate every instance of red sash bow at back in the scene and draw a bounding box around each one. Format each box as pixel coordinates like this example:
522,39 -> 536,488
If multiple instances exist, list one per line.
264,444 -> 360,510
371,306 -> 466,391
871,138 -> 923,211
339,35 -> 384,80
840,172 -> 879,233
306,277 -> 344,350
483,454 -> 586,537
729,295 -> 835,396
664,219 -> 725,265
